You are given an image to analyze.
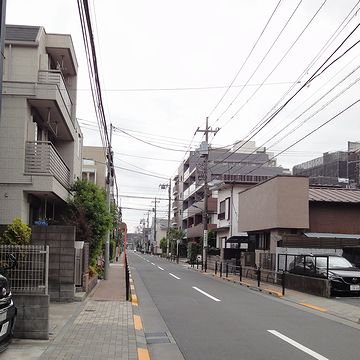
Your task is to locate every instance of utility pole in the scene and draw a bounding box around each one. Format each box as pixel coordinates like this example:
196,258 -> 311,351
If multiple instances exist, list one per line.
0,0 -> 6,122
195,117 -> 219,271
146,211 -> 150,253
104,124 -> 113,280
159,179 -> 171,257
152,198 -> 160,254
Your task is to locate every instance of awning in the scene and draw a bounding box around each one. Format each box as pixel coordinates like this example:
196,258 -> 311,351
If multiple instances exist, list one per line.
226,233 -> 248,243
304,232 -> 360,239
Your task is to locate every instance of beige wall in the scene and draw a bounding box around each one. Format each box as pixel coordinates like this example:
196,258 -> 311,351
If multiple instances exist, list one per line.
0,27 -> 80,225
238,176 -> 309,231
82,146 -> 106,189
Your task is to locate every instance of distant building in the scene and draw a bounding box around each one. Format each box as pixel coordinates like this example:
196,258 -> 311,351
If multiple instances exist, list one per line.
150,217 -> 168,254
293,141 -> 360,188
172,141 -> 289,244
82,146 -> 106,189
0,25 -> 82,225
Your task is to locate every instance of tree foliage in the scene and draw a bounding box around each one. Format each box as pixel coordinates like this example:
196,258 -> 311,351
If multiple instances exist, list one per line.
0,218 -> 31,245
159,237 -> 167,254
65,179 -> 112,266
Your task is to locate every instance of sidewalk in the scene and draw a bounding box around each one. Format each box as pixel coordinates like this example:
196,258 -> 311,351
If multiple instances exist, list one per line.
39,254 -> 138,360
1,254 -> 142,360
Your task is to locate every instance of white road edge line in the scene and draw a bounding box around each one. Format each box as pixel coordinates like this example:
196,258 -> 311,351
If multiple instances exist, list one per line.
267,330 -> 329,360
169,273 -> 180,280
192,286 -> 221,302
158,266 -> 164,271
146,260 -> 150,262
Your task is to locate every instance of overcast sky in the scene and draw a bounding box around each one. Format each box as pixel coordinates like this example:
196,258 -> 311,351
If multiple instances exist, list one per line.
6,0 -> 360,231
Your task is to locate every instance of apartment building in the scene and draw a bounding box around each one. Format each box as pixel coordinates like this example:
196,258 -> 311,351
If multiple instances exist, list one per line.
150,217 -> 168,254
0,25 -> 82,225
172,141 -> 289,244
293,141 -> 360,188
82,146 -> 106,189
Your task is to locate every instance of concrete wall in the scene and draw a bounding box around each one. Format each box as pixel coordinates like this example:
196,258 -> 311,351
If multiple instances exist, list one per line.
238,176 -> 309,231
32,225 -> 76,302
13,294 -> 49,340
285,273 -> 331,298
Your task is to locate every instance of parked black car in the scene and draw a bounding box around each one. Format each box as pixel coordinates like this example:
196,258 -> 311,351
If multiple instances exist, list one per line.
0,255 -> 17,352
289,254 -> 360,295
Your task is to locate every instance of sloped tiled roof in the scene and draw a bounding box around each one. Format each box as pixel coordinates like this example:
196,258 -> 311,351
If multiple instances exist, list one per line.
309,187 -> 360,203
5,25 -> 40,42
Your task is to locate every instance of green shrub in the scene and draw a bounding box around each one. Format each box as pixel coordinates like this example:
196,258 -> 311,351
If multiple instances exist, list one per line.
187,241 -> 199,264
0,218 -> 31,245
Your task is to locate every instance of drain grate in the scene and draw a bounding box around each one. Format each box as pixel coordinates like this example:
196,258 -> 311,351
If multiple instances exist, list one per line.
145,331 -> 170,344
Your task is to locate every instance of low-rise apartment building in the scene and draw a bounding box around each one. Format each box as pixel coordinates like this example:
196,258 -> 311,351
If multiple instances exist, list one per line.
172,142 -> 289,244
0,25 -> 82,225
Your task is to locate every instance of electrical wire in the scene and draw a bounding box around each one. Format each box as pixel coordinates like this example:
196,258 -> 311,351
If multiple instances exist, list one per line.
217,0 -> 328,133
223,63 -> 360,175
246,98 -> 360,175
209,20 -> 360,170
207,0 -> 283,121
212,0 -> 303,126
211,1 -> 360,155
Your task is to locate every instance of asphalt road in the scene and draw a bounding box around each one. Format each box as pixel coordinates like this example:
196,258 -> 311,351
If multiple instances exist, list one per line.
129,251 -> 360,360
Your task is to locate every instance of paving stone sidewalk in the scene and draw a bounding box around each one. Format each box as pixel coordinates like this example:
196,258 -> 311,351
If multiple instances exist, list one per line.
40,256 -> 138,360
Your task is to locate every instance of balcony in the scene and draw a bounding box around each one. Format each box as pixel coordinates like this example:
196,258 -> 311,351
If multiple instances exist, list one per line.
183,183 -> 196,200
25,141 -> 71,189
38,70 -> 72,117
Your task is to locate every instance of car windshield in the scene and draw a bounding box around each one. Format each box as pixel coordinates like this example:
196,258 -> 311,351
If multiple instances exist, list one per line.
315,256 -> 353,269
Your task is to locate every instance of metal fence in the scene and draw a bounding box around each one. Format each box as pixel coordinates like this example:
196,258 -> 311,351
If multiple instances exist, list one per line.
0,245 -> 49,295
190,257 -> 285,295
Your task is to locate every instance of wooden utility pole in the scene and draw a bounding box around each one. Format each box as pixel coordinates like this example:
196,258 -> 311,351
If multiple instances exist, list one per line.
195,117 -> 219,271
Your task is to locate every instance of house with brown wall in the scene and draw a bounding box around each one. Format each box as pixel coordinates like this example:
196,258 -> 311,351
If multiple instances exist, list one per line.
238,175 -> 360,268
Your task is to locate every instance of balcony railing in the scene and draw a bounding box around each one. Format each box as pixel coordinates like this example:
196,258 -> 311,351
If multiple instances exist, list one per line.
38,70 -> 72,117
25,141 -> 71,188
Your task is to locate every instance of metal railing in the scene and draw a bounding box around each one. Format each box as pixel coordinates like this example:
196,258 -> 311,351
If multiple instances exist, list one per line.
191,258 -> 286,295
38,70 -> 72,117
0,245 -> 49,295
25,141 -> 71,188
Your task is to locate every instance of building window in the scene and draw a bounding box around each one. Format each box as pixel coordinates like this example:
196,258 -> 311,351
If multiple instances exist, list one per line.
83,159 -> 95,166
257,233 -> 270,250
219,200 -> 226,220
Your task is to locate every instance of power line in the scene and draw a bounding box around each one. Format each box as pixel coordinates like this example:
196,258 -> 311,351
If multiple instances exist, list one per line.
217,0 -> 328,133
247,98 -> 360,175
209,20 -> 360,170
212,0 -> 303,126
207,0 -> 283,120
224,65 -> 360,175
112,125 -> 193,152
94,159 -> 170,180
74,81 -> 300,92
